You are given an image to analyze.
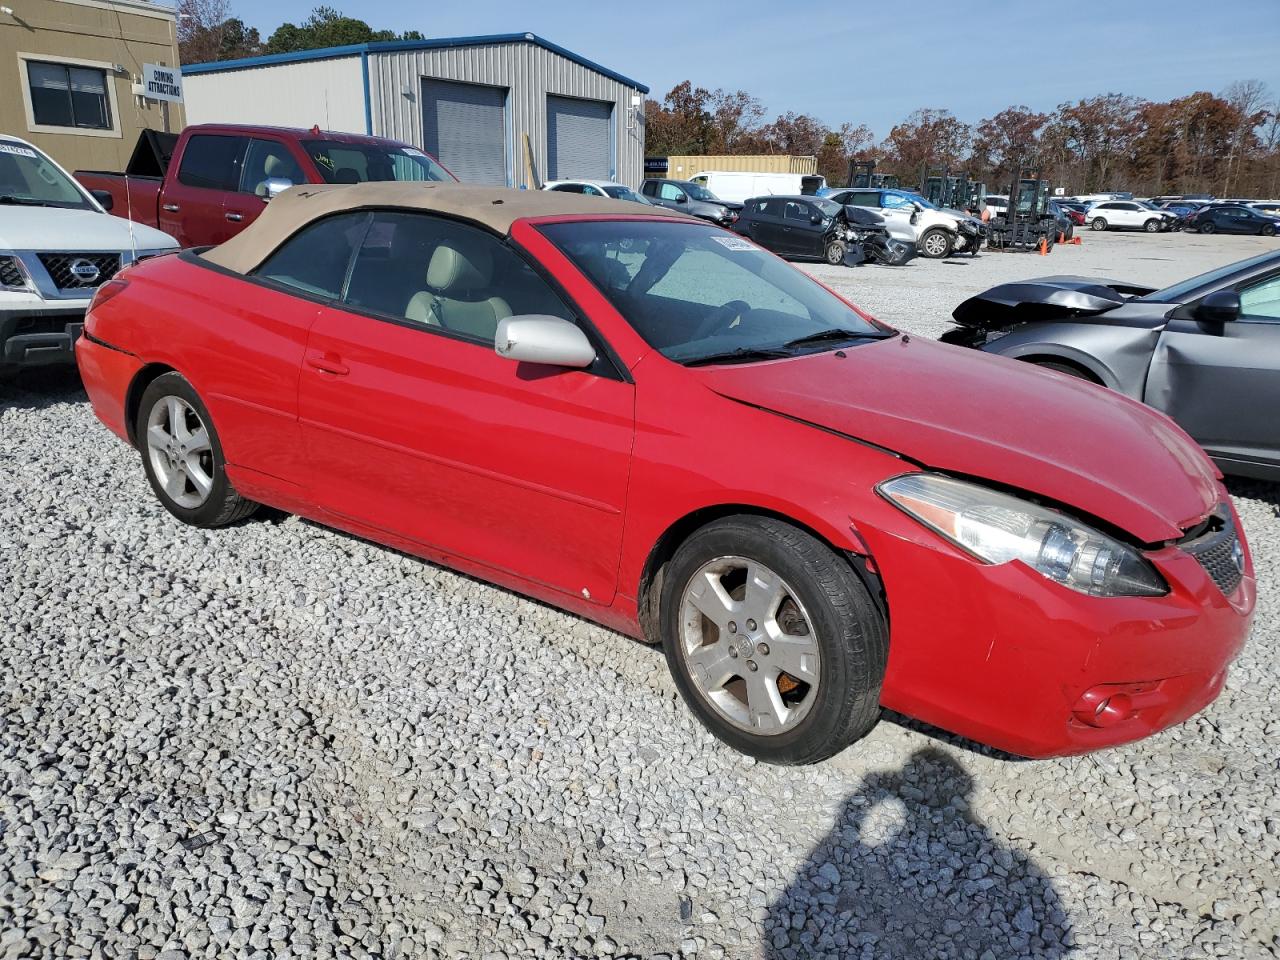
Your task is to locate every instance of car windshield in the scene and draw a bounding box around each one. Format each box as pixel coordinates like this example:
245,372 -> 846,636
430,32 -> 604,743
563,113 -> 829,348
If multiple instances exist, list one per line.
684,183 -> 721,202
538,219 -> 891,365
810,197 -> 841,217
0,141 -> 93,210
602,184 -> 646,203
1137,201 -> 1162,210
303,140 -> 454,184
1140,251 -> 1280,303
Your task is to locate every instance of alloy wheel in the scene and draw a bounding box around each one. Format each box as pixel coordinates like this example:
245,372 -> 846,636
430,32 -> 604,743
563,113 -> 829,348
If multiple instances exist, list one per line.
678,556 -> 820,735
923,233 -> 948,256
146,395 -> 215,509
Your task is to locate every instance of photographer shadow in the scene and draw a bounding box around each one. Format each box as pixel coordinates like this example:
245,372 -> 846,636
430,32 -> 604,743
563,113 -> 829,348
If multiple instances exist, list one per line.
765,748 -> 1072,959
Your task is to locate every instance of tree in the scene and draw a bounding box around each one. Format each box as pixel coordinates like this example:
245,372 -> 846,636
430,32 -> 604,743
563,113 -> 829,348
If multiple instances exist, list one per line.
973,106 -> 1048,180
1053,94 -> 1145,191
880,109 -> 972,175
178,0 -> 262,64
264,6 -> 419,55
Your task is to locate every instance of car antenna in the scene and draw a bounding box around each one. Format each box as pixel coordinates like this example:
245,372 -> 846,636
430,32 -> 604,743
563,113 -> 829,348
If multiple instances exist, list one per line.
124,174 -> 137,262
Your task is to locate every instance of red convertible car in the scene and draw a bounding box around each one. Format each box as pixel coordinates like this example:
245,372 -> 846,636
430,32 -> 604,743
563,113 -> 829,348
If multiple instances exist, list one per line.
76,183 -> 1255,764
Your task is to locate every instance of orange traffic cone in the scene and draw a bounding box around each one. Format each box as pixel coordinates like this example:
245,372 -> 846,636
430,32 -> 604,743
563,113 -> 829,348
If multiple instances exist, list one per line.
1070,235 -> 1082,245
1038,236 -> 1048,255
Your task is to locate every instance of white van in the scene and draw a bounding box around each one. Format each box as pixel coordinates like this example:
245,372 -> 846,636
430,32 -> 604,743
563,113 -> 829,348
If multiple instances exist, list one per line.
689,171 -> 827,204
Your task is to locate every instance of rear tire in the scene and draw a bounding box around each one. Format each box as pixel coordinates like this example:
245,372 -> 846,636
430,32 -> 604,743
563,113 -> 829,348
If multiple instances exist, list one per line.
660,516 -> 887,765
1091,218 -> 1108,231
824,240 -> 847,266
136,371 -> 258,528
1200,221 -> 1215,234
1261,224 -> 1277,237
918,228 -> 953,259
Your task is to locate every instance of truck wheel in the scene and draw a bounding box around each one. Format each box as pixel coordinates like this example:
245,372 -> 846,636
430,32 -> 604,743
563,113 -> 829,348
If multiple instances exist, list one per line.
1091,218 -> 1108,231
661,515 -> 887,765
824,240 -> 847,265
136,371 -> 259,528
918,228 -> 952,258
1143,219 -> 1162,233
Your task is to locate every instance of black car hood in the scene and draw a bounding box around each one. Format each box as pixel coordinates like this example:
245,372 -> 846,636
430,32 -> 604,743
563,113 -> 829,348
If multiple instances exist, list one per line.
952,275 -> 1158,329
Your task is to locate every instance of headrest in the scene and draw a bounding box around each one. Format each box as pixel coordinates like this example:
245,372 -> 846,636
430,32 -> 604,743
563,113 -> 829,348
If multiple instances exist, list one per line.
263,154 -> 284,177
427,237 -> 492,293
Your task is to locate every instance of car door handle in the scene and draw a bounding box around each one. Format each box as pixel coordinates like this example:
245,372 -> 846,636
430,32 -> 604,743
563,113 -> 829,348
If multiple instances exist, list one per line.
306,355 -> 349,376
225,211 -> 243,222
162,203 -> 180,212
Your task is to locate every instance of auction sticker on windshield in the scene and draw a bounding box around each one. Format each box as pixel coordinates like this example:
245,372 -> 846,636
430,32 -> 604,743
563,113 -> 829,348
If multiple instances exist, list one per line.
711,235 -> 756,252
0,144 -> 37,158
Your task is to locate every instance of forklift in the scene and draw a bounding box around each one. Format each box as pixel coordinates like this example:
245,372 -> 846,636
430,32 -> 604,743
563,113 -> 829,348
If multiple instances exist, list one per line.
846,159 -> 900,190
986,169 -> 1056,252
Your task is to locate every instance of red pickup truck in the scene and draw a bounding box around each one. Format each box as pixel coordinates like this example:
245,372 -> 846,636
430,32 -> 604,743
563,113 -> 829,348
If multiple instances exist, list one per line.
75,124 -> 455,248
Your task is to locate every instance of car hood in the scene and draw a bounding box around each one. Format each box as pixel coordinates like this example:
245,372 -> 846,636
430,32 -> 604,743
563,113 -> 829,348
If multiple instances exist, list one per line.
0,205 -> 177,252
695,337 -> 1219,542
951,275 -> 1158,329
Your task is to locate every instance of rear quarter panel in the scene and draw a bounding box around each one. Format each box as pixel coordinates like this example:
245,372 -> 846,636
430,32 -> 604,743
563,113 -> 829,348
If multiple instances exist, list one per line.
86,254 -> 315,490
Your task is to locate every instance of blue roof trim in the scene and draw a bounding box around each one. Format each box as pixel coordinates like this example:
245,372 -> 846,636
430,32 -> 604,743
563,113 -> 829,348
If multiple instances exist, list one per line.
180,32 -> 649,93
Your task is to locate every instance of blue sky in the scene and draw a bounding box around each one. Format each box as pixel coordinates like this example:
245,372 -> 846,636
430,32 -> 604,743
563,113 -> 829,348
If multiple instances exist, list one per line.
234,0 -> 1280,137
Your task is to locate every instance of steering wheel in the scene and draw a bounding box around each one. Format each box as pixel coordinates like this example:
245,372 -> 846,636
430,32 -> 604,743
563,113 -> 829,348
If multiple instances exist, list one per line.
692,299 -> 752,341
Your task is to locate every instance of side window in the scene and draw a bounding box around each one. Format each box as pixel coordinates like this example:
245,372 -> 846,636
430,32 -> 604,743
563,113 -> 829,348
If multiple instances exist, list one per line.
253,212 -> 368,298
1097,202 -> 1119,211
846,191 -> 877,207
641,181 -> 657,197
177,135 -> 245,191
343,212 -> 574,344
1239,274 -> 1280,322
659,183 -> 685,202
551,183 -> 584,193
783,201 -> 811,222
754,199 -> 778,217
240,139 -> 305,196
882,193 -> 912,210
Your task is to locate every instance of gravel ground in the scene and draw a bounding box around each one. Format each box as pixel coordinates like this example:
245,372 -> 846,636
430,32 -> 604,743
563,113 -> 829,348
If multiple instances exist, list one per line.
2,229 -> 1278,960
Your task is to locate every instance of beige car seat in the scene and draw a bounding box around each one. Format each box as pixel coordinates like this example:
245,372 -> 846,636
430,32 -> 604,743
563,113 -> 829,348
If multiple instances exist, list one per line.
254,154 -> 291,197
406,237 -> 511,340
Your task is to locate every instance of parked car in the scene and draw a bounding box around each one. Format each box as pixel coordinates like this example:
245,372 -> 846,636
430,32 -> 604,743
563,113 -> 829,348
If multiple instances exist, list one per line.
823,188 -> 983,258
1186,204 -> 1280,236
543,180 -> 652,206
731,196 -> 915,266
1159,201 -> 1205,218
1047,201 -> 1076,240
75,124 -> 455,248
77,182 -> 1253,763
942,250 -> 1280,479
640,178 -> 741,226
1055,202 -> 1087,225
1249,200 -> 1280,216
1086,200 -> 1178,232
688,171 -> 826,204
0,134 -> 177,378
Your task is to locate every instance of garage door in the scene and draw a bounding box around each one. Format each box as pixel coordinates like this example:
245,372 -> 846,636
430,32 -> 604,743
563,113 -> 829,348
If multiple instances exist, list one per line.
421,79 -> 507,185
547,96 -> 612,181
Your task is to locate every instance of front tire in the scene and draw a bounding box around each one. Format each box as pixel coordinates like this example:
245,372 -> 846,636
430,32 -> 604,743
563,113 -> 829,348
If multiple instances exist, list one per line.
1143,219 -> 1161,233
660,516 -> 887,765
1091,218 -> 1108,231
918,228 -> 953,258
136,371 -> 258,527
824,240 -> 847,266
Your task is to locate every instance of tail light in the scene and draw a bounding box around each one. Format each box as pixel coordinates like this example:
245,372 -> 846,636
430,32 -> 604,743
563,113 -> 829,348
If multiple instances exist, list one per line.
89,278 -> 130,313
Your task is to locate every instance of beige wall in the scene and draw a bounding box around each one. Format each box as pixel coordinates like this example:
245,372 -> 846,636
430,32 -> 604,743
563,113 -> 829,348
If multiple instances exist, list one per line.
1,0 -> 184,172
665,155 -> 817,178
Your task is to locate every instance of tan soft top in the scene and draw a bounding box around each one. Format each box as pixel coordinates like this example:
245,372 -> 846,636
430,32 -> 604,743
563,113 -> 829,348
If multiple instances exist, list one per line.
201,182 -> 688,275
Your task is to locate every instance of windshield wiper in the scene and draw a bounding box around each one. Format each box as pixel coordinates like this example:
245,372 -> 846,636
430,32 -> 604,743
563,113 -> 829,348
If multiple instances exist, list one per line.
782,328 -> 896,350
683,346 -> 795,367
0,195 -> 49,206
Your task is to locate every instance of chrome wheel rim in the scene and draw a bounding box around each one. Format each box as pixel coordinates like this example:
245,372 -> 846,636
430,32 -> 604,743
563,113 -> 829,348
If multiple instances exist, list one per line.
146,395 -> 214,509
826,243 -> 843,264
923,233 -> 947,256
678,556 -> 820,736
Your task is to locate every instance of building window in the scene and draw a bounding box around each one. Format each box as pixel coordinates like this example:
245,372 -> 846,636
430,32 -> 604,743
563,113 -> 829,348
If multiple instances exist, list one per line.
26,61 -> 112,130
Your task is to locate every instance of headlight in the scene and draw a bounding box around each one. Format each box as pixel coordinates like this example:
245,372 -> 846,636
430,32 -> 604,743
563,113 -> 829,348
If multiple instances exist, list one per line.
878,473 -> 1168,597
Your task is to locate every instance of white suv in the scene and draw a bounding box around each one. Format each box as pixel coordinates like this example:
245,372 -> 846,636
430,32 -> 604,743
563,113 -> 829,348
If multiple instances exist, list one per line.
824,187 -> 984,257
1086,201 -> 1177,233
1,135 -> 177,377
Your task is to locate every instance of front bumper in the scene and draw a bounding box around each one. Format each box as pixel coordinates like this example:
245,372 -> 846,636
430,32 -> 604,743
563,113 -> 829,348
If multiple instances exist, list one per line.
1,306 -> 87,370
865,498 -> 1254,758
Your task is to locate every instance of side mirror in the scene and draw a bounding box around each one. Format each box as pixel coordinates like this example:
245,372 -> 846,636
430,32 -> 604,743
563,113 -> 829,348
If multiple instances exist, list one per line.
810,212 -> 822,224
674,193 -> 688,204
90,188 -> 113,211
1195,291 -> 1240,330
264,177 -> 294,200
495,315 -> 596,368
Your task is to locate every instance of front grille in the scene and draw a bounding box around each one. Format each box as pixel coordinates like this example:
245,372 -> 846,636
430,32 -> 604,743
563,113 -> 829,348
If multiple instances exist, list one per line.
0,255 -> 25,288
1181,507 -> 1244,596
36,252 -> 121,291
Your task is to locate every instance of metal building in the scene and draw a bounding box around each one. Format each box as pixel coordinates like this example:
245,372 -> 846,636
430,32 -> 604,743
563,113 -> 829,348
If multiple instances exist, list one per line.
181,34 -> 648,189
